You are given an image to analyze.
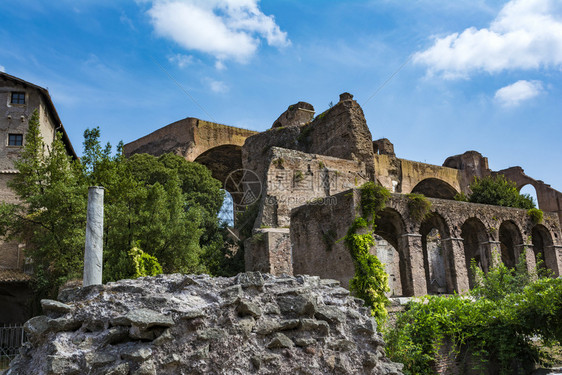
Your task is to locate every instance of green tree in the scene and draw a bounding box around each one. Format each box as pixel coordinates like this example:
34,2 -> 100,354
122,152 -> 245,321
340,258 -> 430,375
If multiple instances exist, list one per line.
468,175 -> 535,209
0,111 -> 86,297
0,121 -> 233,298
79,130 -> 225,281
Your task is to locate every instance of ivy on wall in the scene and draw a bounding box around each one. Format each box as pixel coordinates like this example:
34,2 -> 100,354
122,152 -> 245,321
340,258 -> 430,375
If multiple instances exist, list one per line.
343,182 -> 391,326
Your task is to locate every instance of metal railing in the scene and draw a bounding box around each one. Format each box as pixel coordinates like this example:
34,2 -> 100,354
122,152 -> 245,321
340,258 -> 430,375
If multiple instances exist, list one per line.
0,324 -> 26,370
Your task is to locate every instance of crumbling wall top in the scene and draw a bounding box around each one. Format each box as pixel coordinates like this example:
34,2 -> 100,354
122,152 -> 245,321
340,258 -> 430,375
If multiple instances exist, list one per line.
271,101 -> 315,129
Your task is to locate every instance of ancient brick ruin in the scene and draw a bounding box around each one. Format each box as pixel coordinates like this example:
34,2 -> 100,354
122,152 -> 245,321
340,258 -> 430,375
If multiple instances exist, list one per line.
125,93 -> 562,297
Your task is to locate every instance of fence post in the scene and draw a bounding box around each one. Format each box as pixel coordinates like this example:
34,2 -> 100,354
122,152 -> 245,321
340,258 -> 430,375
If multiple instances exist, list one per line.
83,186 -> 104,287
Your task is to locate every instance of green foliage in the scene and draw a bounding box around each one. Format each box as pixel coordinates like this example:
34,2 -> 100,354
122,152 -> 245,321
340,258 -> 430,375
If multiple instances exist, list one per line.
0,111 -> 86,297
360,182 -> 390,220
272,158 -> 284,168
344,183 -> 390,326
468,175 -> 535,209
294,170 -> 304,182
385,259 -> 562,374
406,193 -> 432,222
470,252 -> 530,301
528,208 -> 544,224
453,192 -> 468,202
129,246 -> 163,278
0,121 -> 230,298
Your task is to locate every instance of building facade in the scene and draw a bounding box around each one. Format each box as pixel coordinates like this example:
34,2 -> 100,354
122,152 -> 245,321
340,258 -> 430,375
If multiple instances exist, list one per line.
0,72 -> 75,323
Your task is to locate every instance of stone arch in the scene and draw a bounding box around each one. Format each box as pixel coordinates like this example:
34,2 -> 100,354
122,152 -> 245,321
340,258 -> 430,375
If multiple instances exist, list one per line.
519,184 -> 540,209
194,144 -> 243,203
461,217 -> 490,288
411,178 -> 458,200
531,224 -> 558,275
419,213 -> 456,294
499,220 -> 524,269
374,208 -> 409,296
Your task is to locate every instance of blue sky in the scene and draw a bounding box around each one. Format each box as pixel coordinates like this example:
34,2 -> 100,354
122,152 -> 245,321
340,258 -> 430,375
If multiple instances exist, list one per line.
1,0 -> 561,194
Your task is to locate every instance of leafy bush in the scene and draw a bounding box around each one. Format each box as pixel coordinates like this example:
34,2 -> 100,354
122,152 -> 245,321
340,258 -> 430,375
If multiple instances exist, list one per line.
468,175 -> 535,209
454,192 -> 468,202
470,252 -> 530,301
528,208 -> 544,224
406,193 -> 432,222
129,246 -> 163,278
385,259 -> 562,374
360,181 -> 391,220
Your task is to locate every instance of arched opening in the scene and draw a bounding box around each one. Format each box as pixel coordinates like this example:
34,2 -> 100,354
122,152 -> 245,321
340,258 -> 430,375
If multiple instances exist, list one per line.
461,218 -> 490,288
218,190 -> 234,226
519,184 -> 539,209
374,208 -> 408,296
411,178 -> 458,200
499,221 -> 523,269
420,213 -> 455,294
531,225 -> 557,274
194,144 -> 243,197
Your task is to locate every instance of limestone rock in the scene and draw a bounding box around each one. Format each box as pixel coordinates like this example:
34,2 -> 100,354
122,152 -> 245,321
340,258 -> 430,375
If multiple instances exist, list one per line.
41,299 -> 73,314
6,272 -> 403,375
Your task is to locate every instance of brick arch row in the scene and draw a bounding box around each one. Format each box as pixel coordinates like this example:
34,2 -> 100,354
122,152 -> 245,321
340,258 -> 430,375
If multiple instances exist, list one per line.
374,200 -> 562,297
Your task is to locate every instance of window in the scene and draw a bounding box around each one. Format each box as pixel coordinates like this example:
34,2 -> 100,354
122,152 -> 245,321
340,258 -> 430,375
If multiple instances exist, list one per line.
11,92 -> 25,105
8,134 -> 23,146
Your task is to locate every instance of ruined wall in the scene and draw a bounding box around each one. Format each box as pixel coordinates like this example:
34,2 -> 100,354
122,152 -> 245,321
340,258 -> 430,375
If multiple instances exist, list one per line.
291,190 -> 360,288
271,102 -> 315,129
242,93 -> 375,189
498,166 -> 562,226
123,117 -> 257,161
259,147 -> 368,228
6,273 -> 404,375
244,147 -> 369,275
291,190 -> 562,295
374,155 -> 462,196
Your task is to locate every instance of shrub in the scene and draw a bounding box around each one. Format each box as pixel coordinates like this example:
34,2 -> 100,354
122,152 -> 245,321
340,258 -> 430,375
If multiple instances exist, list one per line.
454,192 -> 468,202
360,182 -> 391,220
468,175 -> 535,209
406,193 -> 432,222
528,208 -> 544,224
385,259 -> 562,375
129,246 -> 163,278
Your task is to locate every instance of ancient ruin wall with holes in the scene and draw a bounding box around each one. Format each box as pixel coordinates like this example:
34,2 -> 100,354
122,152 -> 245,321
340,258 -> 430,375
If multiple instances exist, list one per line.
125,93 -> 562,297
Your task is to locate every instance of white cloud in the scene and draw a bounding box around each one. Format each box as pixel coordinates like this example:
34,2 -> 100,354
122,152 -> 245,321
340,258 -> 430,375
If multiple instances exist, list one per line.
495,80 -> 543,107
146,0 -> 290,63
215,60 -> 226,70
414,0 -> 562,78
168,53 -> 194,68
206,78 -> 229,93
0,65 -> 4,72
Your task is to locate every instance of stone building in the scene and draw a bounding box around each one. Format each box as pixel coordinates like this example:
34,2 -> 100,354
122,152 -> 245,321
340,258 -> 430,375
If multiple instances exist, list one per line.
0,72 -> 76,323
125,92 -> 562,298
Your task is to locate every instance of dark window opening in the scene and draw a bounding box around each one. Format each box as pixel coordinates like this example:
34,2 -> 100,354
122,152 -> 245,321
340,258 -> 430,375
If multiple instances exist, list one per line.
8,134 -> 23,146
11,92 -> 25,105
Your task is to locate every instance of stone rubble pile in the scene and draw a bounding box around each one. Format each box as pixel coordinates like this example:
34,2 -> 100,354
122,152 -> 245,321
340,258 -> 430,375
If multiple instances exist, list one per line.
5,272 -> 403,375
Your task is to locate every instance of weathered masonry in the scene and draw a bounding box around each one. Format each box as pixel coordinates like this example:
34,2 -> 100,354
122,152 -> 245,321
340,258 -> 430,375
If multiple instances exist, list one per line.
126,93 -> 562,297
291,191 -> 561,296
